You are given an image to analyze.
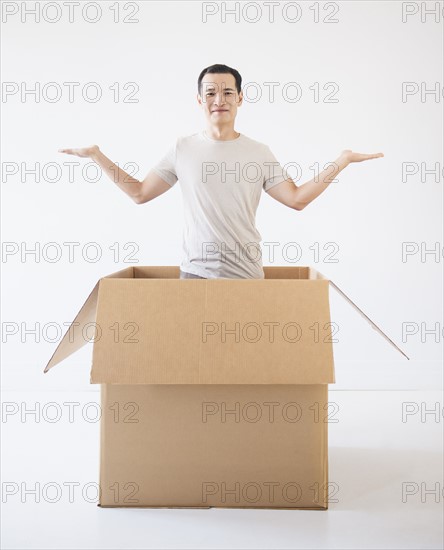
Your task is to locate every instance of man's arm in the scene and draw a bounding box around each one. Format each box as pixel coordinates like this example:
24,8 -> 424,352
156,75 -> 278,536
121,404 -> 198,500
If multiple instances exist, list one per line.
58,145 -> 173,204
89,149 -> 173,204
133,169 -> 173,204
266,149 -> 383,210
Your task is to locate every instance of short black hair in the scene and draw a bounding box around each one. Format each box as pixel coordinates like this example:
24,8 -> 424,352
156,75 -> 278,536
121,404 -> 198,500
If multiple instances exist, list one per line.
197,64 -> 242,95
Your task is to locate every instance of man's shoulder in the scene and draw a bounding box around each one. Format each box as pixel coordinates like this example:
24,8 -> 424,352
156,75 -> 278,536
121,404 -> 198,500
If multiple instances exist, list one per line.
176,132 -> 202,144
240,134 -> 270,149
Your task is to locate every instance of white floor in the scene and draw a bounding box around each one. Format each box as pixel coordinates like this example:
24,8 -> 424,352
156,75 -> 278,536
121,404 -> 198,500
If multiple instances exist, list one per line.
1,388 -> 443,550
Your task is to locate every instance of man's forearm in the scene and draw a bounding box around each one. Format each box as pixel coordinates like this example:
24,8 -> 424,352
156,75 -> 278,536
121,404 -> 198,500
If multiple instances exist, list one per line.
295,155 -> 349,210
91,149 -> 141,200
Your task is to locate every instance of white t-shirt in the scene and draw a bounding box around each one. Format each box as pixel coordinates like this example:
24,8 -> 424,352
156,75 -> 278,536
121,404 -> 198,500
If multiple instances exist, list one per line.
152,130 -> 290,279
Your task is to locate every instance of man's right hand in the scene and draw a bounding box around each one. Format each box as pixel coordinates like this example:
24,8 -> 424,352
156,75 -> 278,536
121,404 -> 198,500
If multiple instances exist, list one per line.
56,144 -> 172,204
58,145 -> 100,158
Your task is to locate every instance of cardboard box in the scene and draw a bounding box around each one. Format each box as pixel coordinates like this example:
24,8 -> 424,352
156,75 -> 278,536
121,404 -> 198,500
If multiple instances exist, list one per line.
44,266 -> 408,509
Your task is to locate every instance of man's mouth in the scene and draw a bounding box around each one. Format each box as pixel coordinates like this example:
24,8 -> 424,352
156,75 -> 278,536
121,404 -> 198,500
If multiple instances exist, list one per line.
212,110 -> 228,112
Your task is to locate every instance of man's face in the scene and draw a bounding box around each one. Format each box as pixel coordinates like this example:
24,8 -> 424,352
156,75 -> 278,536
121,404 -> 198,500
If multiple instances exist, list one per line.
197,73 -> 243,125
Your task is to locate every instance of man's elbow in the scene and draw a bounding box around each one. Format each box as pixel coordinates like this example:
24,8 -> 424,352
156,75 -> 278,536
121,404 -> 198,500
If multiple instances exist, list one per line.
292,189 -> 306,211
132,193 -> 149,205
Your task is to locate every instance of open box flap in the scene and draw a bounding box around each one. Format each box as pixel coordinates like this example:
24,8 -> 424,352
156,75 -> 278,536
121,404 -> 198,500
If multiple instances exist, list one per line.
310,268 -> 410,360
44,264 -> 409,378
43,266 -> 134,373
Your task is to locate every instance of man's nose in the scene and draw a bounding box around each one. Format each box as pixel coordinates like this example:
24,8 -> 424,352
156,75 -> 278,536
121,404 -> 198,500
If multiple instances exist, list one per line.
213,93 -> 226,105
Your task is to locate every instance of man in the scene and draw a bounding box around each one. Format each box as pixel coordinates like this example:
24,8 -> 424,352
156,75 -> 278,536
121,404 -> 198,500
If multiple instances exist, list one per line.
59,63 -> 383,279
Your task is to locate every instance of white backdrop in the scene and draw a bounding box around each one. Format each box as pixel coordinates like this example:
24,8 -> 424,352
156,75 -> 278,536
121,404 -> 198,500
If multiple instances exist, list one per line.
1,0 -> 442,391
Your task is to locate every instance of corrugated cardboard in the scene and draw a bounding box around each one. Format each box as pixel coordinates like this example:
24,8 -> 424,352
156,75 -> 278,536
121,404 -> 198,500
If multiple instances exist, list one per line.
44,266 -> 408,509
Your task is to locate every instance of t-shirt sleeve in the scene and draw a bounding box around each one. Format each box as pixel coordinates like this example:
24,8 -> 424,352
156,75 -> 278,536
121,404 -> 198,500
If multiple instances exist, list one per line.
262,145 -> 290,192
151,139 -> 178,187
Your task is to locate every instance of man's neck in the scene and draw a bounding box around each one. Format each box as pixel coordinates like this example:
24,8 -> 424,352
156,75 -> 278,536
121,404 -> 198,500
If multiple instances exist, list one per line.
204,127 -> 240,141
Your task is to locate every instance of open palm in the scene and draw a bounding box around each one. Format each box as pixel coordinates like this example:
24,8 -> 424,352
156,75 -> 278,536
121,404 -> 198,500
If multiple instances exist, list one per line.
58,145 -> 99,158
340,149 -> 384,164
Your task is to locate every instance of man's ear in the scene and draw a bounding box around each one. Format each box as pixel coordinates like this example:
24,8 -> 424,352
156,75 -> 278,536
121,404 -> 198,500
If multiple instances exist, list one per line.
237,91 -> 243,107
196,93 -> 202,106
